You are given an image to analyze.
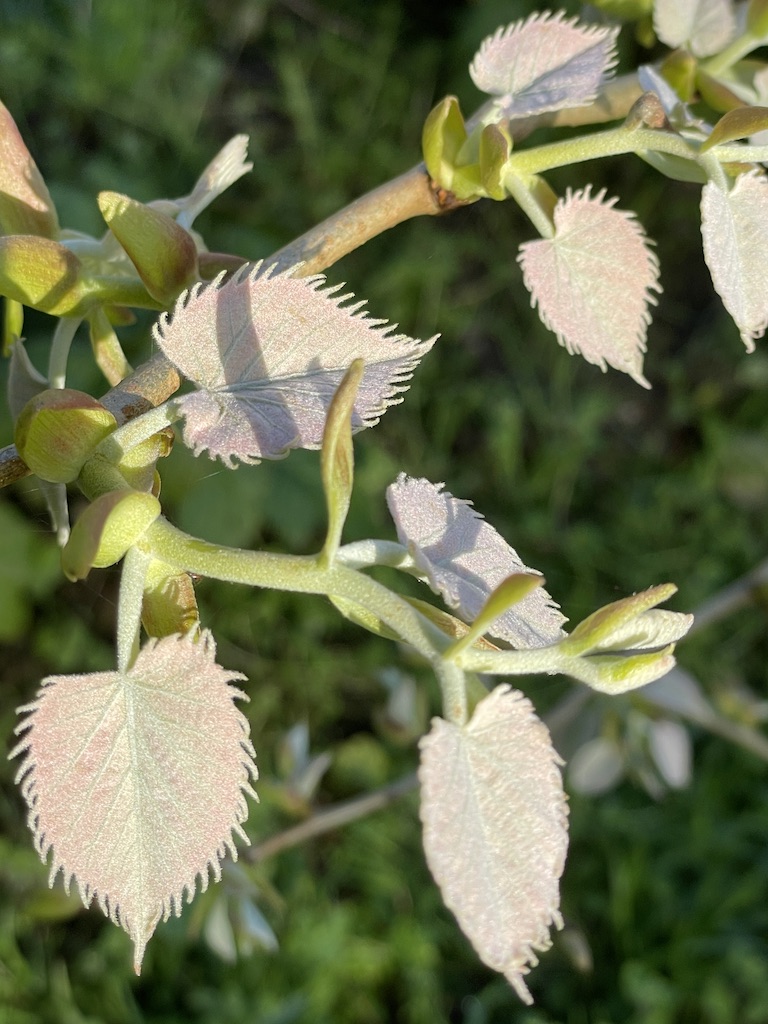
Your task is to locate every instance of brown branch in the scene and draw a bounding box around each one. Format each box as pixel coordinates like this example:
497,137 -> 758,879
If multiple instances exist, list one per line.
0,74 -> 645,491
245,771 -> 418,863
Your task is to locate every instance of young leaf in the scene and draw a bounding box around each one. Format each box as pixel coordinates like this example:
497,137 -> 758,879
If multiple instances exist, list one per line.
12,631 -> 257,973
469,12 -> 618,119
0,98 -> 59,238
419,684 -> 568,1004
154,263 -> 436,467
319,358 -> 363,567
518,187 -> 661,387
653,0 -> 737,58
700,173 -> 768,350
386,475 -> 565,648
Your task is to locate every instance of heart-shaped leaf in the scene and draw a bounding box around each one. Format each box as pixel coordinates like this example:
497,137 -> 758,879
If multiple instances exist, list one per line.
12,631 -> 257,972
419,684 -> 568,1003
518,187 -> 661,387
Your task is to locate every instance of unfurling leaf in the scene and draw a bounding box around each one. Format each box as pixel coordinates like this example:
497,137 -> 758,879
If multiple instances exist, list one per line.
154,263 -> 436,467
702,106 -> 768,151
701,173 -> 768,350
518,187 -> 661,387
320,359 -> 363,566
469,12 -> 618,118
386,475 -> 565,648
12,631 -> 257,972
0,98 -> 59,238
419,684 -> 568,1004
653,0 -> 737,58
98,191 -> 199,305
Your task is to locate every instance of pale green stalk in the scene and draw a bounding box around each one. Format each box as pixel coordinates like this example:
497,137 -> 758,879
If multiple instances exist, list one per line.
96,402 -> 179,463
702,29 -> 764,78
117,546 -> 152,672
47,317 -> 82,389
145,516 -> 452,664
502,172 -> 555,238
506,125 -> 700,178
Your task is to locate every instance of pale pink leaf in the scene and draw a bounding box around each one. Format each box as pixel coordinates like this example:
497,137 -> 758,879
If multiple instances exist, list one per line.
153,262 -> 436,467
701,174 -> 768,351
419,685 -> 569,1003
518,188 -> 661,387
653,0 -> 736,58
469,12 -> 618,118
12,631 -> 258,972
386,474 -> 566,648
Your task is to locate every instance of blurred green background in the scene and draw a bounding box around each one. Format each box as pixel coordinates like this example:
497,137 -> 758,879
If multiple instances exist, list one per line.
1,0 -> 768,1021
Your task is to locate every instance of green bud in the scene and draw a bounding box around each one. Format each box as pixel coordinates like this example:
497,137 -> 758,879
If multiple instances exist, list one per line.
445,573 -> 543,658
659,50 -> 698,104
565,646 -> 677,694
141,557 -> 199,638
319,358 -> 363,567
98,191 -> 199,305
560,584 -> 679,657
479,124 -> 512,200
0,235 -> 88,316
0,99 -> 59,238
118,430 -> 173,493
61,489 -> 162,581
422,96 -> 468,193
14,388 -> 117,484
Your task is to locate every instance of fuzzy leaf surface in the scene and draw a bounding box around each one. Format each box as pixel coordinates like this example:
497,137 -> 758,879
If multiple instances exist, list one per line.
518,188 -> 661,387
701,173 -> 768,350
469,12 -> 618,118
386,474 -> 565,648
419,685 -> 568,1003
653,0 -> 736,58
154,263 -> 435,467
12,631 -> 257,971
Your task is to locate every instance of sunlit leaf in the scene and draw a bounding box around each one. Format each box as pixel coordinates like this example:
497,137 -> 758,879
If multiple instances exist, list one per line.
12,631 -> 257,972
469,11 -> 618,118
701,173 -> 768,350
386,475 -> 565,648
653,0 -> 737,58
518,187 -> 661,387
419,684 -> 568,1003
154,263 -> 436,467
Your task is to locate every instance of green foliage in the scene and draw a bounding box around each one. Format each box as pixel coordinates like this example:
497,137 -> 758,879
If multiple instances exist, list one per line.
1,0 -> 768,1020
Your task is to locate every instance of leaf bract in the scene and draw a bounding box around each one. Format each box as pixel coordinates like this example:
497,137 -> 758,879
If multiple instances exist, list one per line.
419,684 -> 568,1003
154,263 -> 436,467
386,475 -> 565,648
12,631 -> 257,972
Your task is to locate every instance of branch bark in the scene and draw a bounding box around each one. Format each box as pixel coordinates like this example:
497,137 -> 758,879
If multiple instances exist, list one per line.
0,74 -> 643,490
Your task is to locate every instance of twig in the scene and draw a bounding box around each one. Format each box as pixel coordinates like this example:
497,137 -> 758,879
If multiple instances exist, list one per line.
0,76 -> 645,490
245,771 -> 418,863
